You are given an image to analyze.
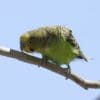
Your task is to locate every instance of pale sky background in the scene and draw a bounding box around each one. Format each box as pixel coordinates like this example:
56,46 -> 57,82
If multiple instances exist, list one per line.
0,0 -> 100,100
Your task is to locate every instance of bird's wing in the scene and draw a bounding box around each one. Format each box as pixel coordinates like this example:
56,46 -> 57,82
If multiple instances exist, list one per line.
65,32 -> 79,49
62,26 -> 88,61
60,26 -> 80,49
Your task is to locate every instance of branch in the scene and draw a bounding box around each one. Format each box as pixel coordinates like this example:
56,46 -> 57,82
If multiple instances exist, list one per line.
0,46 -> 100,89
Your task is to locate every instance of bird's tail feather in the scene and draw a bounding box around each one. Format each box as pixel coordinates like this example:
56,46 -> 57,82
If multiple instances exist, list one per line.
78,51 -> 92,62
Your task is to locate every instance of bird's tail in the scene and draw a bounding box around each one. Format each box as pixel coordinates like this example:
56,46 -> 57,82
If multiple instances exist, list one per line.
78,55 -> 88,61
78,51 -> 91,62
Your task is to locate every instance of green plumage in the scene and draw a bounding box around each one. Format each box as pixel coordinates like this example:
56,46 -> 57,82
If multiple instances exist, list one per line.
20,25 -> 87,66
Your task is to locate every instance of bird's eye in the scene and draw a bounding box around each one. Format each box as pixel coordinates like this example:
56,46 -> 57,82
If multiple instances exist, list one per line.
29,38 -> 32,44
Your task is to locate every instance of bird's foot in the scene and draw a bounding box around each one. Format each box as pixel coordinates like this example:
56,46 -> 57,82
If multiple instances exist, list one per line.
63,64 -> 71,79
38,56 -> 48,67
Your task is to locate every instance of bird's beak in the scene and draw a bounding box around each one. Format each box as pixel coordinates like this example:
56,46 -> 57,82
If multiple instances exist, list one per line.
20,41 -> 35,52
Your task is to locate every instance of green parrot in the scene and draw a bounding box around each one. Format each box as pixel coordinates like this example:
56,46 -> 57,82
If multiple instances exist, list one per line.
20,25 -> 87,76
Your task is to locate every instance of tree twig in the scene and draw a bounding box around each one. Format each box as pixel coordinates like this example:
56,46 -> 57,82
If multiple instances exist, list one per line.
0,46 -> 100,89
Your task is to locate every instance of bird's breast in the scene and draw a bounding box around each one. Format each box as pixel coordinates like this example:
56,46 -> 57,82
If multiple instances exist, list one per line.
42,39 -> 76,65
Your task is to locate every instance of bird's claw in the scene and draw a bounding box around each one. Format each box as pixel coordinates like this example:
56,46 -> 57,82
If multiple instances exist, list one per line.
64,65 -> 71,79
38,56 -> 48,67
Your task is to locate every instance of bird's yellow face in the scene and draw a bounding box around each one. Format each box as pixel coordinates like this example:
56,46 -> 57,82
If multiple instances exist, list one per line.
20,33 -> 34,52
20,32 -> 45,53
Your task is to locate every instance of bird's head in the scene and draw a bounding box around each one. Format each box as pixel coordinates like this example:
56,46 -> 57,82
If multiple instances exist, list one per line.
20,31 -> 45,53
